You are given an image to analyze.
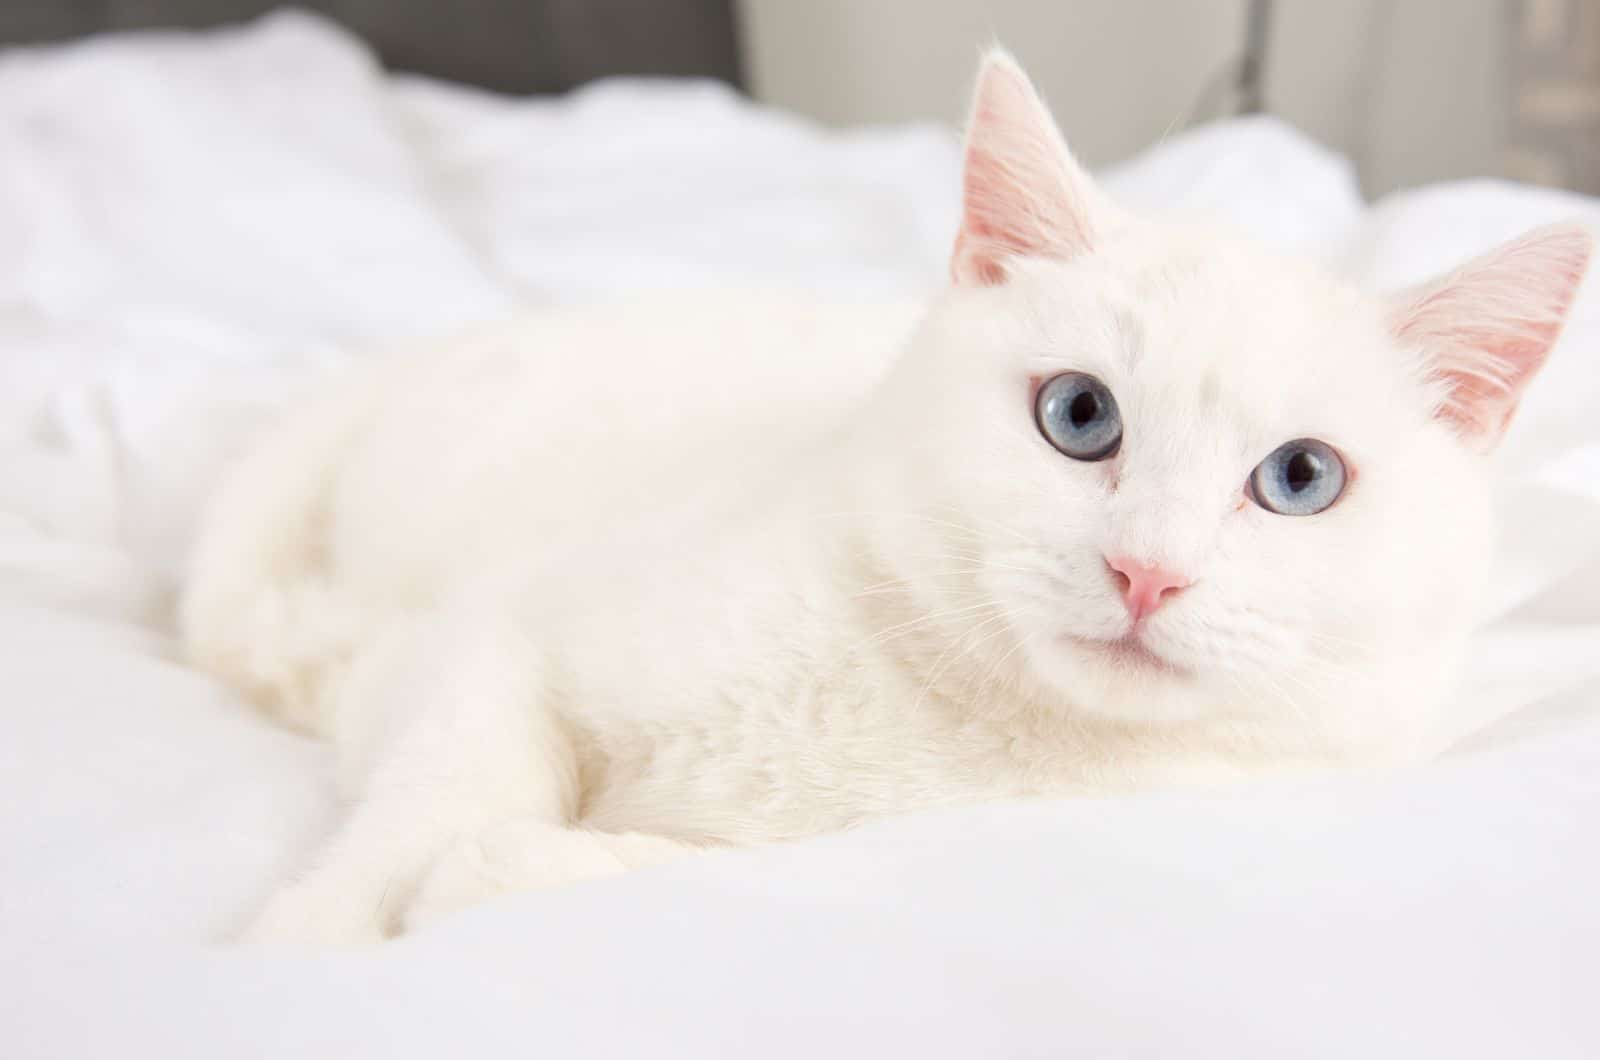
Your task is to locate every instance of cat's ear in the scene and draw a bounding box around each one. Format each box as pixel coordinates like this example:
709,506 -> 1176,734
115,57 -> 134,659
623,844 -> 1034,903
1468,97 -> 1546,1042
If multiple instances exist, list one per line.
1389,223 -> 1591,449
951,49 -> 1112,286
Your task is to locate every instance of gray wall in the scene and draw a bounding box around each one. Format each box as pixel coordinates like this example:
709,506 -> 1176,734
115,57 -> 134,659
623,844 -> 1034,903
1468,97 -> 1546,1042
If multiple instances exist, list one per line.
0,0 -> 743,94
738,0 -> 1509,197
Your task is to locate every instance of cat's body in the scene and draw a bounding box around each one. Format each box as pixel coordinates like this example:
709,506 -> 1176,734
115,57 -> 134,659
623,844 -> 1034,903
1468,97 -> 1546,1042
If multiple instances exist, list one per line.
185,53 -> 1590,944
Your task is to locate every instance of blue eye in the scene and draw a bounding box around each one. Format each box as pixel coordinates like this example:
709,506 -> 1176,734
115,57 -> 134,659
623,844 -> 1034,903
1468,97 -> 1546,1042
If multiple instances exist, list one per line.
1250,439 -> 1347,516
1035,372 -> 1122,461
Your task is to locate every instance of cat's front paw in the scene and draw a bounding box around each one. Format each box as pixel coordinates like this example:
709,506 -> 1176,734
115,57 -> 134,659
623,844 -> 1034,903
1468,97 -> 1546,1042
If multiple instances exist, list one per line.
402,820 -> 688,934
239,877 -> 390,948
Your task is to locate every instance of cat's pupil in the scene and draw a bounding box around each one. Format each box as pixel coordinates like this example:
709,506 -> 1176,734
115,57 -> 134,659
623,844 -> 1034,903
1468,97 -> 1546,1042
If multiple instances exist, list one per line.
1285,449 -> 1320,492
1068,391 -> 1099,428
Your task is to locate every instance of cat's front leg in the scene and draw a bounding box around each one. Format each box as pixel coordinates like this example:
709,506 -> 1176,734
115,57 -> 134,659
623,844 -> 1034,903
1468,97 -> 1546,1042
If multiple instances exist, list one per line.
401,819 -> 696,934
240,612 -> 579,947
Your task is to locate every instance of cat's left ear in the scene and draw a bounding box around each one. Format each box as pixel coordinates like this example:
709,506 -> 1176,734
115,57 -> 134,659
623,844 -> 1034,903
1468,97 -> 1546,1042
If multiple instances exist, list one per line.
951,49 -> 1114,286
1389,222 -> 1592,449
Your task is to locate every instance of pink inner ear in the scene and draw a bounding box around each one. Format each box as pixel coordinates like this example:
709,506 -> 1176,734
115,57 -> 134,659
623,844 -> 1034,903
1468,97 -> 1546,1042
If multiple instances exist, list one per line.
954,144 -> 1042,286
1390,224 -> 1592,445
951,53 -> 1100,287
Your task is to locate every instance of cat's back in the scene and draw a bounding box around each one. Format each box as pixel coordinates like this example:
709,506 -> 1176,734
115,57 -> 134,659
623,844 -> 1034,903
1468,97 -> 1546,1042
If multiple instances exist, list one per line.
183,290 -> 920,730
327,291 -> 922,601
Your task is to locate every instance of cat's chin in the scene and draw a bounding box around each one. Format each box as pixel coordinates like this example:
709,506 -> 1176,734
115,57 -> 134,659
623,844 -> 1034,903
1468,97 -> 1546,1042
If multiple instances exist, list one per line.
1027,633 -> 1208,725
1066,634 -> 1191,679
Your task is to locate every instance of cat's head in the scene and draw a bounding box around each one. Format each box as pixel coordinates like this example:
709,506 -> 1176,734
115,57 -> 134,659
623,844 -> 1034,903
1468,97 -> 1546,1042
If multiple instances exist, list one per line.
857,51 -> 1590,755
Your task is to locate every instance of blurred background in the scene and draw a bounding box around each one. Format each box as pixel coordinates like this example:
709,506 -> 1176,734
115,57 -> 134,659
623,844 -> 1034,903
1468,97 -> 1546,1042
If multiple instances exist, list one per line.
748,0 -> 1599,196
3,0 -> 1597,196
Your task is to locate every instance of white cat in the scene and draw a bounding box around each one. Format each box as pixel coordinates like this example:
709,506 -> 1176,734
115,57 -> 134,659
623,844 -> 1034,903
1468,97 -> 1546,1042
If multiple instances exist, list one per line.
183,51 -> 1591,944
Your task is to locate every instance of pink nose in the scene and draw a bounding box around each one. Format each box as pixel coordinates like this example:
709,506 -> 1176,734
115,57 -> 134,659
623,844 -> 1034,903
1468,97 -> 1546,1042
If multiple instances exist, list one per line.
1105,555 -> 1191,623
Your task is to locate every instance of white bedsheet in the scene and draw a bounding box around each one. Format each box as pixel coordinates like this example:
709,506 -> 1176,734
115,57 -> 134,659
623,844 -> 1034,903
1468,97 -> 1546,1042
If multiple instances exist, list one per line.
2,11 -> 1597,1057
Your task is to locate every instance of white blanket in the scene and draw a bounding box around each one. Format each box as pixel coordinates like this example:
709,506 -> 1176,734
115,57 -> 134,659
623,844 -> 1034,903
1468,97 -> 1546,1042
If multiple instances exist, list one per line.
2,12 -> 1597,1057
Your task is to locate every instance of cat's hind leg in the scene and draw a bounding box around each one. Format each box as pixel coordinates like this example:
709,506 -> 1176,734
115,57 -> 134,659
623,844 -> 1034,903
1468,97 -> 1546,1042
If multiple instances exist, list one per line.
181,380 -> 375,736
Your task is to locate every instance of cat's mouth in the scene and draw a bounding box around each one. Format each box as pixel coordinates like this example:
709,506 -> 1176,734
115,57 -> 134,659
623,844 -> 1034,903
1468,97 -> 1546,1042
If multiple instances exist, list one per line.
1063,633 -> 1192,679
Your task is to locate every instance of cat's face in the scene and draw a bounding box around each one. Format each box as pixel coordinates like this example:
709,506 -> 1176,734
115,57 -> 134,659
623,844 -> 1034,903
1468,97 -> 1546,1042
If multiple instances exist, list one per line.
859,52 -> 1590,755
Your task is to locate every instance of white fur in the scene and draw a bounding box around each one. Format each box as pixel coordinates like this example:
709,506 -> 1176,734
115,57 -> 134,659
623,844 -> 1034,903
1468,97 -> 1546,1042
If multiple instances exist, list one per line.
183,51 -> 1591,944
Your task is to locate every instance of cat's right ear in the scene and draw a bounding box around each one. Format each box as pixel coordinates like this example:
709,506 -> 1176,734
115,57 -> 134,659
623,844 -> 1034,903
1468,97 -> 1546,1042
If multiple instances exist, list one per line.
1388,222 -> 1591,449
951,49 -> 1112,286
